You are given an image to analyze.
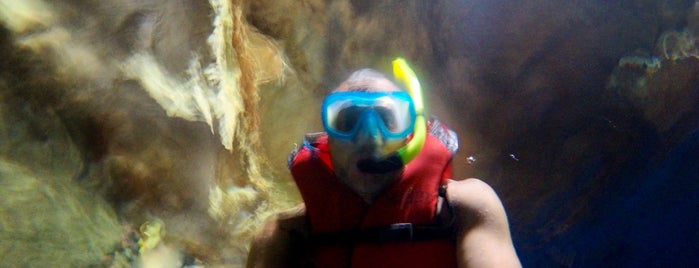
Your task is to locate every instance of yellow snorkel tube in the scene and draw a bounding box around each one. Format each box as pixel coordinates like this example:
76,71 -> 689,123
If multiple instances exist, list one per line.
393,57 -> 427,165
357,57 -> 427,173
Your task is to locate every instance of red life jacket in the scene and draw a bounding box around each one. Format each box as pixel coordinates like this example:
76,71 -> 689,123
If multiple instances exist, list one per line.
288,120 -> 459,268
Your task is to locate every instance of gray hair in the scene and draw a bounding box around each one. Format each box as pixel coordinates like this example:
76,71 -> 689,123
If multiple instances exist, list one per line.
334,68 -> 400,92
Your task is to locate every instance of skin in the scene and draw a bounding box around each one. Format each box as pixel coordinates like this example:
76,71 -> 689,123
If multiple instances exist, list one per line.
247,70 -> 521,268
328,71 -> 406,203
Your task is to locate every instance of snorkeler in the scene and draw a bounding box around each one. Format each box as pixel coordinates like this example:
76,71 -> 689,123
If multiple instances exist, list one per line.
247,58 -> 521,268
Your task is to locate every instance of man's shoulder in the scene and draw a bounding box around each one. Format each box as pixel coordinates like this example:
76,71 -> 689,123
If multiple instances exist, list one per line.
445,179 -> 505,220
268,204 -> 307,231
445,178 -> 497,197
287,132 -> 328,168
428,118 -> 459,155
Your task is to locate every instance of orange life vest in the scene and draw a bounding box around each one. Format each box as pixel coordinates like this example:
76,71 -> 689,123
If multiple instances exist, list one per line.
288,120 -> 459,268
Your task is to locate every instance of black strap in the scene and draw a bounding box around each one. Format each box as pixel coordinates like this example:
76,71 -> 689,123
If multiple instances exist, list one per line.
310,222 -> 454,245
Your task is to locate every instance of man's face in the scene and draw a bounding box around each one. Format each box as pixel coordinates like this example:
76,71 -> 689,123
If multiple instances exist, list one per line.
325,76 -> 411,202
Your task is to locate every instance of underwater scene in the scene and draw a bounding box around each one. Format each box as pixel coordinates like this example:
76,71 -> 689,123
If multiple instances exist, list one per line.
0,0 -> 697,267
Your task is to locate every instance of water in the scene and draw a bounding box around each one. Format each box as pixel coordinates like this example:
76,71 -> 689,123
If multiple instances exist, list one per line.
1,0 -> 698,267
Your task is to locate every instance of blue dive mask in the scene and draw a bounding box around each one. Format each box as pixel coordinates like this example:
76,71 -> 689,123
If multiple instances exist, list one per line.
321,91 -> 416,142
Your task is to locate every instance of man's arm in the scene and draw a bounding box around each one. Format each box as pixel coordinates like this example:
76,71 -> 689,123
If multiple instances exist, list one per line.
447,179 -> 521,268
246,204 -> 307,268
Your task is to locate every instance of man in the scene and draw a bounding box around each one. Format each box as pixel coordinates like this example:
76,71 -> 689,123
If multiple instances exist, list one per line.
247,60 -> 520,267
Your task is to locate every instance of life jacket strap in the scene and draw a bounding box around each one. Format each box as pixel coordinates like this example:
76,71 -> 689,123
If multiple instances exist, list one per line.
310,223 -> 455,245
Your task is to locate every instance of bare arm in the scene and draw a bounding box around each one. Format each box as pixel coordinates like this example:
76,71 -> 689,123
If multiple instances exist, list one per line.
447,179 -> 521,268
246,204 -> 307,268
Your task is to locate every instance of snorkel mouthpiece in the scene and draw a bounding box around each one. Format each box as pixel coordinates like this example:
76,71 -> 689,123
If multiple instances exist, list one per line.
357,58 -> 427,174
357,154 -> 404,174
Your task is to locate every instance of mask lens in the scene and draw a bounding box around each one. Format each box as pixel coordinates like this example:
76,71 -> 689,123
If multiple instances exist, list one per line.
333,106 -> 367,132
375,106 -> 397,131
373,96 -> 411,133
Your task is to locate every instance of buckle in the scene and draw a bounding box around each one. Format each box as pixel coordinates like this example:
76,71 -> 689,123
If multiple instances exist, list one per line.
378,223 -> 414,242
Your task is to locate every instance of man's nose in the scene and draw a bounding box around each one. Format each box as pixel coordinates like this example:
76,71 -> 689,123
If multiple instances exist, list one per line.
353,114 -> 384,148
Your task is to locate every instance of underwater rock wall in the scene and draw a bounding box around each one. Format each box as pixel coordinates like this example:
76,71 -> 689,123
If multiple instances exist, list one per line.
0,0 -> 697,266
0,0 -> 315,265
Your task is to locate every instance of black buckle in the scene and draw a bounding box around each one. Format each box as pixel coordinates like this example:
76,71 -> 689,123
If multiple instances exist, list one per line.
378,223 -> 414,243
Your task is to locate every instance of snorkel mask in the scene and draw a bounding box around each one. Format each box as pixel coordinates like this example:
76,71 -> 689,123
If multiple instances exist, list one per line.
322,91 -> 416,141
321,58 -> 427,173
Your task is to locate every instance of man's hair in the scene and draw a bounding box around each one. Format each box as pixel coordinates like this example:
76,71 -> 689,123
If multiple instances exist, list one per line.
346,68 -> 388,82
335,68 -> 400,92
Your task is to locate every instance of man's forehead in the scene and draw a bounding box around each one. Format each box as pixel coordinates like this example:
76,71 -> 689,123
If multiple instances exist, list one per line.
335,77 -> 401,92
